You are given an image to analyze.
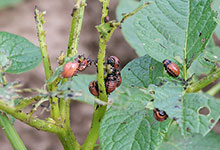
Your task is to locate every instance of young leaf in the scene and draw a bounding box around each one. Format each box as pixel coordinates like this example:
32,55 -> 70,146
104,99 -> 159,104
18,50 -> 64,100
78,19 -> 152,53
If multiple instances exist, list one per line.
149,82 -> 220,136
134,0 -> 217,67
0,32 -> 42,74
116,0 -> 145,56
100,105 -> 172,150
159,123 -> 220,150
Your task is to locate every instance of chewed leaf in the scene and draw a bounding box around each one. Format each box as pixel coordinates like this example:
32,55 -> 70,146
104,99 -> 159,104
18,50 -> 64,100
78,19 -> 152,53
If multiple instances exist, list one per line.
159,123 -> 220,150
149,82 -> 220,136
0,32 -> 42,74
100,105 -> 172,150
134,0 -> 217,67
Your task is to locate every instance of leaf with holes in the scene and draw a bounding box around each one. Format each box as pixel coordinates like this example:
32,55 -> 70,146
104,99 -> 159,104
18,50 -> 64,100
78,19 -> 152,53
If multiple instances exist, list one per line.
108,54 -> 164,106
116,0 -> 145,56
159,123 -> 220,150
0,32 -> 42,74
149,82 -> 220,136
100,105 -> 172,150
134,0 -> 217,70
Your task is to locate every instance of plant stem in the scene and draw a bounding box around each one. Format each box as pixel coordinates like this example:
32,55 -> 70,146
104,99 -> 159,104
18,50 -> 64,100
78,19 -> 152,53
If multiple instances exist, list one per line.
34,7 -> 60,121
15,96 -> 41,110
67,0 -> 87,56
0,100 -> 61,133
57,129 -> 80,150
82,2 -> 153,149
34,7 -> 53,80
0,113 -> 27,150
186,69 -> 220,93
82,106 -> 107,150
82,1 -> 110,149
207,80 -> 220,96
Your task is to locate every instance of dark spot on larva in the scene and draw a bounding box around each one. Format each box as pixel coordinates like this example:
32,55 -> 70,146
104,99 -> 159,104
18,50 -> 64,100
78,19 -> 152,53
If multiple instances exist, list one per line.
42,56 -> 45,59
128,68 -> 131,71
18,110 -> 22,113
150,99 -> 154,102
100,90 -> 103,93
199,107 -> 210,116
199,32 -> 202,37
106,6 -> 109,9
122,121 -> 126,124
60,125 -> 63,128
64,120 -> 66,123
67,87 -> 71,90
32,104 -> 36,108
98,118 -> 101,122
178,99 -> 182,102
130,85 -> 135,87
210,119 -> 215,123
186,127 -> 190,132
107,30 -> 111,33
150,66 -> 155,70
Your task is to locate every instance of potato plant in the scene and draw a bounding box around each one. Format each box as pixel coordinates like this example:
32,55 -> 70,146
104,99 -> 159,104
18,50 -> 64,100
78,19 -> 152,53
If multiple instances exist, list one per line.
0,0 -> 220,150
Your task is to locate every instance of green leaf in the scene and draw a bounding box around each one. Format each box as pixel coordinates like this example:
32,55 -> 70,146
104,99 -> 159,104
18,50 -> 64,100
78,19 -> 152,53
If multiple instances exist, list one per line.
212,0 -> 220,38
109,54 -> 164,106
56,74 -> 108,105
0,82 -> 21,106
121,54 -> 164,88
0,0 -> 23,9
0,32 -> 42,74
188,38 -> 220,77
100,105 -> 172,150
159,124 -> 220,150
134,0 -> 217,67
116,0 -> 145,56
149,82 -> 220,136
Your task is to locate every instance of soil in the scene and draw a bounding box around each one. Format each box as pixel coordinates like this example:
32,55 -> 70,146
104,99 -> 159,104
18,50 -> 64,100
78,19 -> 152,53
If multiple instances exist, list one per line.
0,0 -> 219,150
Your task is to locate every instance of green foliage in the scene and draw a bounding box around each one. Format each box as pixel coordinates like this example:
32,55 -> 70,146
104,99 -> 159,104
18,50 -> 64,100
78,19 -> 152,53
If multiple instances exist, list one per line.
0,0 -> 23,9
0,0 -> 220,149
134,0 -> 217,66
159,124 -> 220,150
149,82 -> 220,136
100,106 -> 172,150
116,0 -> 145,56
0,32 -> 42,74
213,0 -> 220,38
